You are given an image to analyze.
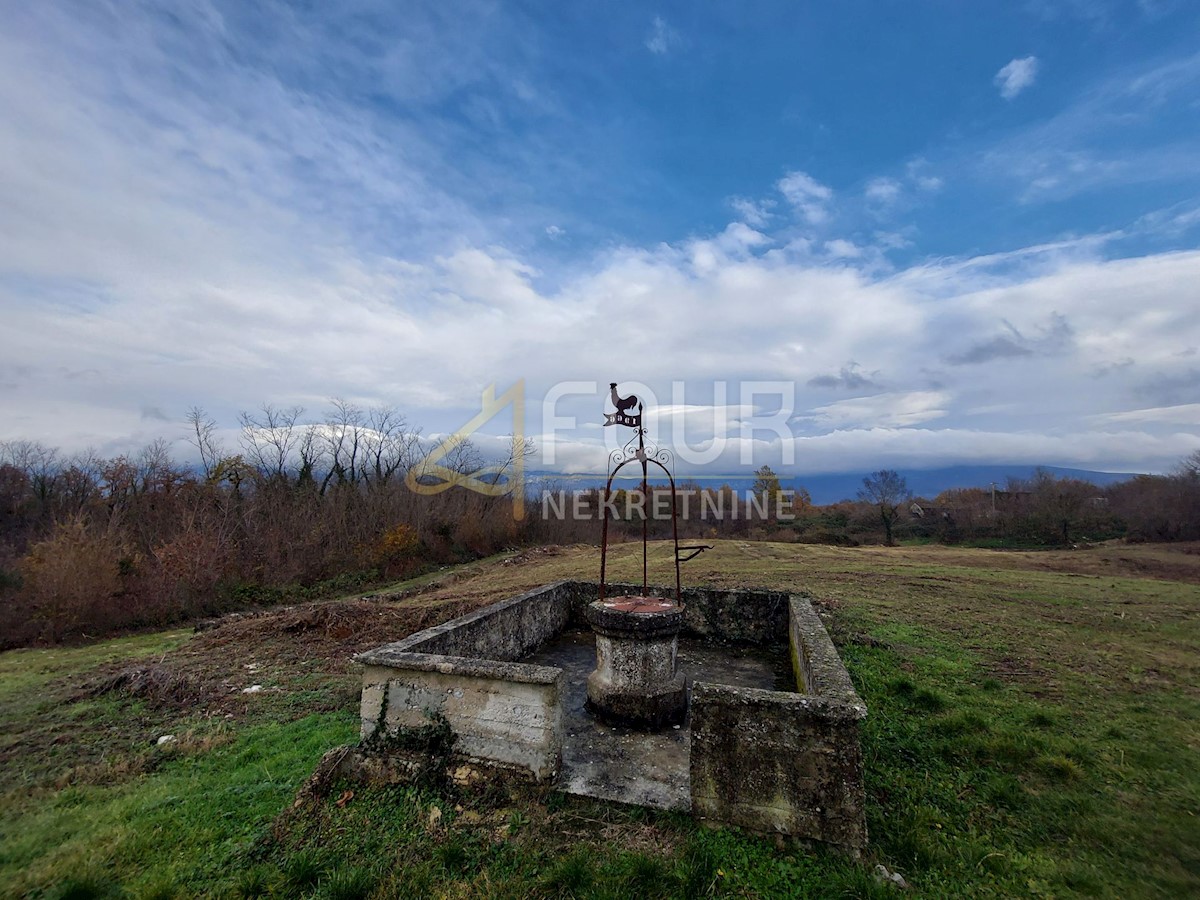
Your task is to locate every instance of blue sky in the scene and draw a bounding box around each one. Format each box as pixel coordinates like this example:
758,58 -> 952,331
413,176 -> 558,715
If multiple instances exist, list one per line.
1,1 -> 1199,476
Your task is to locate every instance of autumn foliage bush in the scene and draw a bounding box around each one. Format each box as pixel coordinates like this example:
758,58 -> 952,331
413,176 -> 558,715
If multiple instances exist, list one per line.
19,518 -> 137,642
364,523 -> 421,577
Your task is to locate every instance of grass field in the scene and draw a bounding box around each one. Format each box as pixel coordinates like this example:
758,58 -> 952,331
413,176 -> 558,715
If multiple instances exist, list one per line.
1,540 -> 1197,898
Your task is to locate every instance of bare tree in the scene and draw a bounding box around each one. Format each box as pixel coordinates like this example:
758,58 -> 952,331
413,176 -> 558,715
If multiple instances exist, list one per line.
441,437 -> 485,476
1028,468 -> 1098,545
0,441 -> 61,504
185,407 -> 224,480
57,450 -> 103,517
1177,449 -> 1200,479
310,399 -> 422,494
238,404 -> 305,481
488,434 -> 537,509
137,438 -> 180,493
858,469 -> 910,546
364,405 -> 420,485
320,398 -> 364,491
297,426 -> 323,489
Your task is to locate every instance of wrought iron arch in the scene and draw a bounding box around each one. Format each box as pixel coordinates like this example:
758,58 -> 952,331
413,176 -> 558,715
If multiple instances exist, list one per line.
598,385 -> 683,602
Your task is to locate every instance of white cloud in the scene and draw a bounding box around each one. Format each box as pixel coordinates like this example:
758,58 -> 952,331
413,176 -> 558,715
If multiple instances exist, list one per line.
730,197 -> 775,227
906,159 -> 944,192
777,170 -> 834,224
972,51 -> 1200,204
0,5 -> 1196,478
5,229 -> 1198,473
785,426 -> 1196,475
1091,403 -> 1200,425
645,16 -> 680,56
824,239 -> 863,259
865,177 -> 902,203
874,231 -> 913,251
995,56 -> 1040,99
805,392 -> 950,429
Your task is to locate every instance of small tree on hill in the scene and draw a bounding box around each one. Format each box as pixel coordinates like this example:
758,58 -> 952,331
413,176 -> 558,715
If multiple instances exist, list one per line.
754,464 -> 801,521
1178,450 -> 1200,480
1027,468 -> 1101,545
752,463 -> 782,504
858,469 -> 910,546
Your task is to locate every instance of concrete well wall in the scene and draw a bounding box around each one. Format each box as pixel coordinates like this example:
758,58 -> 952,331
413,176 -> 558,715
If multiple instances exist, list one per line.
358,655 -> 564,779
355,579 -> 868,852
690,684 -> 867,852
601,582 -> 791,645
355,581 -> 583,780
382,581 -> 582,660
688,595 -> 868,853
788,597 -> 866,707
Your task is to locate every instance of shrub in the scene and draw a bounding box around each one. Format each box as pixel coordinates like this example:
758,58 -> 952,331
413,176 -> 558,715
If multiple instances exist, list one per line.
152,527 -> 235,616
20,518 -> 135,641
364,522 -> 420,576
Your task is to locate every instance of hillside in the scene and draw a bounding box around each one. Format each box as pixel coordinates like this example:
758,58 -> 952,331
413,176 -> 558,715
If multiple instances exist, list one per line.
1,540 -> 1197,897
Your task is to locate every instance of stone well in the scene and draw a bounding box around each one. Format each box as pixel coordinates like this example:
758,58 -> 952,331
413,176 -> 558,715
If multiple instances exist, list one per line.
584,596 -> 687,728
355,580 -> 869,854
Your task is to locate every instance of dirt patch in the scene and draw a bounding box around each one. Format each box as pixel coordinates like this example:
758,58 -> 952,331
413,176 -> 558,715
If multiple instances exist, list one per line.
72,598 -> 486,717
79,663 -> 203,708
4,594 -> 498,793
501,546 -> 566,566
148,596 -> 485,713
192,597 -> 475,663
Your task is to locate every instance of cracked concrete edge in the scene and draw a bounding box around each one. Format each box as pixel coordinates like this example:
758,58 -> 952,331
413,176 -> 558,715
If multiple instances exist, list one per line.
355,651 -> 563,685
690,680 -> 866,723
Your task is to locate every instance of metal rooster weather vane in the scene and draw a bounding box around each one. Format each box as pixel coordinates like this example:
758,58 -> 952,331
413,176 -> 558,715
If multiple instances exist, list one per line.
599,382 -> 709,602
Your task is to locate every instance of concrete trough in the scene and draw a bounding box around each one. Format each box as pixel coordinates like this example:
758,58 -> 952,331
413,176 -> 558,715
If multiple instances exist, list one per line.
355,580 -> 868,853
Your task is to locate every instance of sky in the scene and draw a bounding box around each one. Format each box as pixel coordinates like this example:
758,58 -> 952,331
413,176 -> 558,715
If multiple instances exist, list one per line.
1,0 -> 1199,478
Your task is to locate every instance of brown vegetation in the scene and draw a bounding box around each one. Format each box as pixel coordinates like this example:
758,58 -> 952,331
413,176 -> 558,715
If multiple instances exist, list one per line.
0,403 -> 532,648
1,406 -> 1196,649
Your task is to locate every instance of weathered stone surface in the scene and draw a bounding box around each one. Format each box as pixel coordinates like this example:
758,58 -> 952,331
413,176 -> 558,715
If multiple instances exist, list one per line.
584,597 -> 688,727
597,582 -> 790,645
585,596 -> 684,640
359,662 -> 564,780
586,669 -> 687,727
354,579 -> 867,852
690,683 -> 867,854
689,593 -> 868,855
360,580 -> 581,663
788,597 -> 866,711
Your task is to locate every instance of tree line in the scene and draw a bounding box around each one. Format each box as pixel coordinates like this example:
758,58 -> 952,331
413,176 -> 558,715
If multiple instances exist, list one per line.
0,403 -> 534,647
1,401 -> 1196,647
802,457 -> 1200,548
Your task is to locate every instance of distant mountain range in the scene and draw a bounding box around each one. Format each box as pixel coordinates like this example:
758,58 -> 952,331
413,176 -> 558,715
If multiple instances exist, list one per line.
781,465 -> 1142,505
529,465 -> 1143,506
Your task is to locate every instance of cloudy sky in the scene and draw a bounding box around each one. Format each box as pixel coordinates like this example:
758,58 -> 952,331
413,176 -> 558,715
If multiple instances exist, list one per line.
2,0 -> 1199,477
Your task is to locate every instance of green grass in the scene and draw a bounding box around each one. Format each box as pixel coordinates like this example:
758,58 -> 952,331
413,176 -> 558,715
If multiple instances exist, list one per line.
1,540 -> 1197,897
0,631 -> 191,705
1,712 -> 355,898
